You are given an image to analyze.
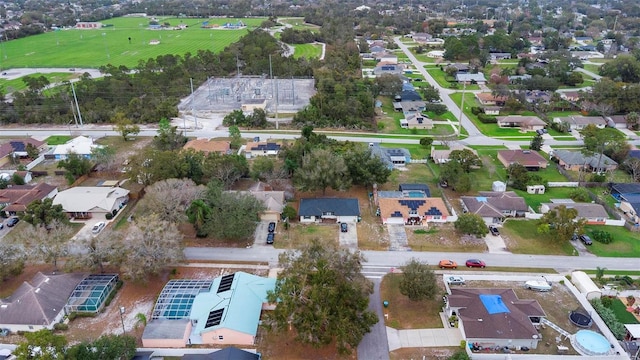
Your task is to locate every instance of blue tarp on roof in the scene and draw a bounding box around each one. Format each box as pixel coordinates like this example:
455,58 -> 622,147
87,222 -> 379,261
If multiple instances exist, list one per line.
479,294 -> 510,314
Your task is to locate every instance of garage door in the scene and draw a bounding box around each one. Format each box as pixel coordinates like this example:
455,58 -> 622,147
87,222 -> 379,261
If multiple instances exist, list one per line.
384,218 -> 404,225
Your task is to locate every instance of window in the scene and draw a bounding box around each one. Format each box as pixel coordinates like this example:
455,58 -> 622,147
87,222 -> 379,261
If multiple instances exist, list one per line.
218,335 -> 224,340
303,216 -> 312,220
322,211 -> 335,216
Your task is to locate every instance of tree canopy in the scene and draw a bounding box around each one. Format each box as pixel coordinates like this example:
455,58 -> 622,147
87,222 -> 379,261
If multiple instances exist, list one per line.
537,205 -> 585,242
400,259 -> 438,301
265,240 -> 377,354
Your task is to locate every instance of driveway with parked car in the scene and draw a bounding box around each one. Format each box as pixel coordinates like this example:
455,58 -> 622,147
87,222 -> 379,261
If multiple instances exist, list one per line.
338,221 -> 357,249
254,221 -> 276,246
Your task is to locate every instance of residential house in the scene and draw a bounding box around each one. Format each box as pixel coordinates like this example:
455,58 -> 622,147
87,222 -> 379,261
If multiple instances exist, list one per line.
401,114 -> 433,130
298,198 -> 360,223
497,150 -> 548,170
0,183 -> 58,217
475,93 -> 507,106
375,53 -> 398,64
523,90 -> 552,104
552,150 -> 618,172
49,136 -> 101,160
241,99 -> 267,113
460,191 -> 528,224
606,115 -> 629,129
483,106 -> 501,115
611,183 -> 640,198
142,272 -> 276,347
540,201 -> 608,225
182,348 -> 260,360
373,64 -> 404,76
75,21 -> 102,29
619,194 -> 640,224
374,185 -> 448,225
369,45 -> 385,54
0,138 -> 47,166
561,91 -> 581,102
553,115 -> 606,130
0,272 -> 86,332
445,288 -> 546,350
183,139 -> 231,155
489,52 -> 512,60
399,101 -> 426,116
244,142 -> 281,158
400,89 -> 422,102
430,144 -> 478,164
496,116 -> 546,131
370,144 -> 411,168
52,186 -> 129,219
448,64 -> 470,73
229,190 -> 285,222
508,74 -> 531,84
412,32 -> 433,43
455,73 -> 486,85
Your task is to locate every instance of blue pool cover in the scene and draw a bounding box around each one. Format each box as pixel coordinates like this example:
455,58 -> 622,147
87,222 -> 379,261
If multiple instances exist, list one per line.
479,294 -> 510,314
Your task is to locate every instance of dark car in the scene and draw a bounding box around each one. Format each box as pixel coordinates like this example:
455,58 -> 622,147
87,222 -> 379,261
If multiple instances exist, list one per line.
466,259 -> 486,268
579,235 -> 593,245
489,225 -> 500,236
6,217 -> 19,227
266,233 -> 275,245
0,223 -> 3,230
340,222 -> 348,233
268,222 -> 276,233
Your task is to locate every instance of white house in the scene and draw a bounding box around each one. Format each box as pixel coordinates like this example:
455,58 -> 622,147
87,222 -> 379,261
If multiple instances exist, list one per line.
51,136 -> 101,160
53,186 -> 129,219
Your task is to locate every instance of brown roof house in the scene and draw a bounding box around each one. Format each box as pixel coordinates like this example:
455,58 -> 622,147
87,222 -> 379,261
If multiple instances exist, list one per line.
496,116 -> 546,132
540,202 -> 609,225
183,139 -> 231,155
0,183 -> 58,216
0,272 -> 86,332
497,150 -> 547,170
475,93 -> 507,106
460,191 -> 528,224
0,138 -> 48,166
374,184 -> 449,226
445,288 -> 546,350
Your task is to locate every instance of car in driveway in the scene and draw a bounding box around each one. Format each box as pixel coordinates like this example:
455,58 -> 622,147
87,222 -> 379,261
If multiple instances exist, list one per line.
266,233 -> 274,245
92,221 -> 106,234
446,276 -> 465,285
268,222 -> 276,233
340,222 -> 348,233
579,235 -> 593,245
489,225 -> 500,236
6,217 -> 19,227
466,259 -> 486,268
438,259 -> 458,269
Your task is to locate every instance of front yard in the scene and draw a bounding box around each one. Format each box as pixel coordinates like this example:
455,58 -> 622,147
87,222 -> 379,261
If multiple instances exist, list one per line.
502,219 -> 576,256
583,225 -> 640,257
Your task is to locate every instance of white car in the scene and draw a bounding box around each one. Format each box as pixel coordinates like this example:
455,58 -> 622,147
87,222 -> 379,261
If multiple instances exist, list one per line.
92,221 -> 106,234
446,276 -> 465,285
524,279 -> 552,292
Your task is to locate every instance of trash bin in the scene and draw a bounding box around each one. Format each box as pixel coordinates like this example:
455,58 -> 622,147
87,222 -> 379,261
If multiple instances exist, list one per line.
383,301 -> 389,308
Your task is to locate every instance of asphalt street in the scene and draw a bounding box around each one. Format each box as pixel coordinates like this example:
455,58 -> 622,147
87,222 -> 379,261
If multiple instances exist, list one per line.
357,278 -> 390,360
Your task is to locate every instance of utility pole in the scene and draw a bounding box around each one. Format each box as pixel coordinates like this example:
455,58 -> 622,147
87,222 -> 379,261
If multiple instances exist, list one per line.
190,78 -> 198,129
71,82 -> 83,126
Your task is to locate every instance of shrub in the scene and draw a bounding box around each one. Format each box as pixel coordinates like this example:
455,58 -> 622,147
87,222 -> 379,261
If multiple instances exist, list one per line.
569,187 -> 591,202
589,173 -> 606,182
424,103 -> 448,115
413,229 -> 427,234
477,113 -> 497,123
470,106 -> 483,115
591,230 -> 613,244
600,296 -> 614,307
590,298 -> 626,339
105,213 -> 113,220
53,323 -> 69,331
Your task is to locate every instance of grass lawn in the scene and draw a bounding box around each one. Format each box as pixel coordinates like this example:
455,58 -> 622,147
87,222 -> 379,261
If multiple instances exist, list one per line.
274,223 -> 337,249
583,225 -> 640,258
277,17 -> 320,31
609,298 -> 640,324
380,273 -> 445,329
45,135 -> 73,145
513,186 -> 576,211
0,72 -> 75,93
502,219 -> 576,255
1,16 -> 266,68
292,43 -> 322,59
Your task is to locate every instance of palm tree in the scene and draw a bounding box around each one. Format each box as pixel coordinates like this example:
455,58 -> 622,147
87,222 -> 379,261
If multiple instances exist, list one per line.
187,200 -> 211,237
595,267 -> 606,282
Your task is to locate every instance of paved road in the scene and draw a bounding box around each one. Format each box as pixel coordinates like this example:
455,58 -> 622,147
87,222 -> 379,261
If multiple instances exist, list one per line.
357,278 -> 390,360
183,246 -> 640,272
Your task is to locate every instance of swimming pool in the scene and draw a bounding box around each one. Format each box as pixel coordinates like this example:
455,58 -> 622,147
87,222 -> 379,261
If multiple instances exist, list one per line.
573,330 -> 611,356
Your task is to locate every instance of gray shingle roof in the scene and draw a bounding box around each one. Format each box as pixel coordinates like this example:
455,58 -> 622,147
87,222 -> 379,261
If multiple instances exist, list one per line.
543,203 -> 608,219
298,198 -> 360,217
553,150 -> 617,169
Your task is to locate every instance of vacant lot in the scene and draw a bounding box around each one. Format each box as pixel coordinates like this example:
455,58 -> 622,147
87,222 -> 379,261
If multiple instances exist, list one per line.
2,16 -> 265,68
406,223 -> 486,253
381,273 -> 446,329
584,225 -> 640,258
502,219 -> 576,256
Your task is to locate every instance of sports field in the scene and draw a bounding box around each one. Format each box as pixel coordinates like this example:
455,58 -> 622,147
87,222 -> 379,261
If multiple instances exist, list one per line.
0,16 -> 266,69
293,43 -> 323,59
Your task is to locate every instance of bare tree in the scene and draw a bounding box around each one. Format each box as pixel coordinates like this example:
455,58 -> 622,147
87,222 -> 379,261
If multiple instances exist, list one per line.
120,214 -> 185,281
13,221 -> 75,270
68,229 -> 125,273
136,178 -> 206,223
624,158 -> 640,181
481,155 -> 497,179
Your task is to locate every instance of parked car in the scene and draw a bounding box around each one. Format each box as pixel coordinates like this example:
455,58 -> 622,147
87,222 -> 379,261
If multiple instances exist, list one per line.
438,259 -> 458,269
266,233 -> 274,245
489,225 -> 500,236
268,222 -> 276,233
466,259 -> 486,268
579,235 -> 593,245
92,221 -> 106,234
446,276 -> 465,285
340,222 -> 348,233
0,223 -> 3,230
6,217 -> 19,227
524,277 -> 552,292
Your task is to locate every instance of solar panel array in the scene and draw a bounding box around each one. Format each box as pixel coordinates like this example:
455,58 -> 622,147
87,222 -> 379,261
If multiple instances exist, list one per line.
398,199 -> 426,211
425,207 -> 443,216
151,279 -> 213,320
217,274 -> 235,293
205,308 -> 225,328
391,211 -> 403,217
10,141 -> 26,152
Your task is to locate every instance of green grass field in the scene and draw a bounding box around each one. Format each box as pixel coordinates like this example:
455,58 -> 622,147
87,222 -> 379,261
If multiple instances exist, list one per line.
292,43 -> 322,59
0,72 -> 74,92
584,225 -> 640,258
46,135 -> 73,145
0,16 -> 266,69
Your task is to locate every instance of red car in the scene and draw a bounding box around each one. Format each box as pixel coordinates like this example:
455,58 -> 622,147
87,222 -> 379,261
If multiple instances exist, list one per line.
466,259 -> 486,268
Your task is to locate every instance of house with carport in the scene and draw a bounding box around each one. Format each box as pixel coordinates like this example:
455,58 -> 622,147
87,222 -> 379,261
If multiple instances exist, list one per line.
0,272 -> 86,332
445,288 -> 546,350
52,186 -> 129,219
298,198 -> 360,223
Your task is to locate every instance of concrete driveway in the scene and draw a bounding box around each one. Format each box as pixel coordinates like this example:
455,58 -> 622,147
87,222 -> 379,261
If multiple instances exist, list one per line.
253,221 -> 271,247
387,327 -> 462,350
387,225 -> 410,251
484,232 -> 510,254
571,238 -> 596,257
338,222 -> 358,249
